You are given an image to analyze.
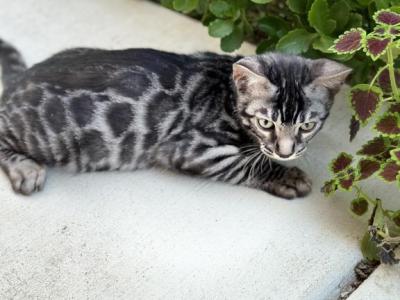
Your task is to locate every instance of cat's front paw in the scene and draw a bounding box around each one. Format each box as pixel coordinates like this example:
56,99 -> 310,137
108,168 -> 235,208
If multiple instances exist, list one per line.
263,167 -> 312,199
4,158 -> 46,195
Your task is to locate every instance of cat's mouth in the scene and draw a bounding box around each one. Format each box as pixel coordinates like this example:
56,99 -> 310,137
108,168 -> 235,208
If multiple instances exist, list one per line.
260,144 -> 306,161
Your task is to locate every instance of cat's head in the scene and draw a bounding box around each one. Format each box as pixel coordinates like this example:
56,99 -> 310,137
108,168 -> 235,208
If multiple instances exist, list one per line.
232,53 -> 351,161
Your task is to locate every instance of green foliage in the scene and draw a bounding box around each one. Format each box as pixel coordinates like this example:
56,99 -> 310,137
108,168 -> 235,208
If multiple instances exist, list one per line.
158,0 -> 400,83
275,29 -> 318,54
324,8 -> 400,264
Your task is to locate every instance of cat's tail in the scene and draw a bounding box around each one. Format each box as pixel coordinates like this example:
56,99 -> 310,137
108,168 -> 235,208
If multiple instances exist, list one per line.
0,38 -> 27,90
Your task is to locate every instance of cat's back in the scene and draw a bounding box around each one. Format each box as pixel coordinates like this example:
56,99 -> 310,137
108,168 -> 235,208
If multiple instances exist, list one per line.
10,48 -> 236,94
0,48 -> 239,171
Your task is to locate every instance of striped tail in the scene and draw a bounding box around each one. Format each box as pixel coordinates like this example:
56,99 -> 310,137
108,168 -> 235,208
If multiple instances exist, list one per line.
0,39 -> 27,91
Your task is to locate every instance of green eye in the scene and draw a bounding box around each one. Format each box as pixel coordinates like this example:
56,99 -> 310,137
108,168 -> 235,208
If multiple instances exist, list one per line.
258,118 -> 274,129
300,122 -> 316,131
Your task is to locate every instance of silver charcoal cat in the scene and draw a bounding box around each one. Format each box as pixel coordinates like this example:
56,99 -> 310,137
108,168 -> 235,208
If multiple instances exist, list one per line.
0,39 -> 351,198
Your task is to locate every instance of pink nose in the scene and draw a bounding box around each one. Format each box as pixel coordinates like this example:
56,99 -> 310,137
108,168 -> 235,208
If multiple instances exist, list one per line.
276,139 -> 295,157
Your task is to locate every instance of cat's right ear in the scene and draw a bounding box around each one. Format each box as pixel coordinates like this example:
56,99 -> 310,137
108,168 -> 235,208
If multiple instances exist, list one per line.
232,60 -> 276,99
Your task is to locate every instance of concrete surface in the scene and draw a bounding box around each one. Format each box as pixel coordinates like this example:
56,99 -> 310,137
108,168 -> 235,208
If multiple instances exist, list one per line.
348,250 -> 400,300
0,0 -> 392,299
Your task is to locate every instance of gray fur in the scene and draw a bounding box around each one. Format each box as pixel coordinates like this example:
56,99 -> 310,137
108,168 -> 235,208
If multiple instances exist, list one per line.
0,39 -> 350,198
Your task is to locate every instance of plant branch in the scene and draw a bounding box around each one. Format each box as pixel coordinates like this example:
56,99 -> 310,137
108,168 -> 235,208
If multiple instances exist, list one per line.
369,65 -> 388,90
387,45 -> 400,100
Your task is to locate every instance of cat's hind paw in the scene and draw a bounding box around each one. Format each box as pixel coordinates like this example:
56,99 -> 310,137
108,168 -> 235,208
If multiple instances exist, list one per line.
263,167 -> 312,199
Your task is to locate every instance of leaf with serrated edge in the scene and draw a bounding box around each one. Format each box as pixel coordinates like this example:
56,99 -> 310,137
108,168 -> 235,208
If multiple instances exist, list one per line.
375,112 -> 400,136
350,115 -> 360,141
364,36 -> 391,60
330,152 -> 353,174
321,179 -> 338,196
378,69 -> 400,93
339,172 -> 355,190
350,84 -> 382,124
374,9 -> 400,25
358,158 -> 381,179
389,103 -> 400,113
357,136 -> 387,156
379,161 -> 400,182
330,28 -> 365,54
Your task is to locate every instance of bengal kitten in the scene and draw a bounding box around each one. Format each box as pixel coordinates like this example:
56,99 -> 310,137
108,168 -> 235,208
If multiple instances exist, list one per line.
0,39 -> 351,198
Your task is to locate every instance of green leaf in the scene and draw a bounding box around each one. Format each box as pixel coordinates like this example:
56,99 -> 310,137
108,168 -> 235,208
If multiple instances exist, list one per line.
357,0 -> 372,6
286,0 -> 307,14
361,232 -> 380,262
256,39 -> 275,54
313,35 -> 335,53
232,0 -> 250,9
375,0 -> 390,9
258,16 -> 290,38
220,26 -> 244,52
161,0 -> 174,9
208,19 -> 234,38
373,199 -> 385,228
276,29 -> 318,54
250,0 -> 272,3
330,0 -> 350,33
308,0 -> 336,35
347,13 -> 363,28
173,0 -> 198,13
209,0 -> 232,18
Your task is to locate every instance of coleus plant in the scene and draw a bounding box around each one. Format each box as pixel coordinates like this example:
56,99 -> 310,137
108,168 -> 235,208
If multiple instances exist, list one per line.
323,9 -> 400,264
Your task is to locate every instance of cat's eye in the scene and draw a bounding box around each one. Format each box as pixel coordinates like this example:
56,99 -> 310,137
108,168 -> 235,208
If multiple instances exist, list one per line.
258,118 -> 274,130
300,122 -> 316,132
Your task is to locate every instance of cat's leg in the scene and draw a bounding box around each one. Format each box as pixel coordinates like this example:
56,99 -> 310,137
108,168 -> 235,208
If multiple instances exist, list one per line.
0,149 -> 46,195
182,145 -> 311,199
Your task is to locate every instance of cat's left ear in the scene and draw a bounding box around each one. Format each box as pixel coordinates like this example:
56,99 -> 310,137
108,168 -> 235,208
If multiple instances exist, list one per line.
311,59 -> 352,93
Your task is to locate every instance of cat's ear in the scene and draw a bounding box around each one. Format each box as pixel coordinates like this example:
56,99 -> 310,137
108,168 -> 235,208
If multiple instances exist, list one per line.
232,59 -> 276,99
311,59 -> 352,93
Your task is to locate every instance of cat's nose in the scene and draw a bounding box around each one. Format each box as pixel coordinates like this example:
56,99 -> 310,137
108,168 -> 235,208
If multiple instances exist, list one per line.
276,150 -> 292,158
276,138 -> 295,158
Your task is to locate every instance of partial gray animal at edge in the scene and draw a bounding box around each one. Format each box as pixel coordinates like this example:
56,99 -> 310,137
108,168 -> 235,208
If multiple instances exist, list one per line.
0,38 -> 351,199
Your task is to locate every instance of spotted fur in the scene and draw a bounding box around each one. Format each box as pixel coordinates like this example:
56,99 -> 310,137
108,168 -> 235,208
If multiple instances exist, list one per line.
0,39 -> 350,198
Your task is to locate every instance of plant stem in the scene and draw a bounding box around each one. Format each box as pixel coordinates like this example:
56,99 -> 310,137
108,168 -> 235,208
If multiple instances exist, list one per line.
383,96 -> 394,102
354,185 -> 376,206
353,185 -> 393,218
369,65 -> 388,90
387,45 -> 400,100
